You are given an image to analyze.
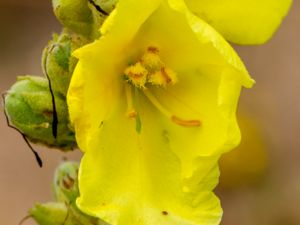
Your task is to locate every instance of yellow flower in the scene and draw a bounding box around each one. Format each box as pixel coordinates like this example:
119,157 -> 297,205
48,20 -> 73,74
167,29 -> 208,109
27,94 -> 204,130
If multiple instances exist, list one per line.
67,0 -> 255,224
185,0 -> 293,45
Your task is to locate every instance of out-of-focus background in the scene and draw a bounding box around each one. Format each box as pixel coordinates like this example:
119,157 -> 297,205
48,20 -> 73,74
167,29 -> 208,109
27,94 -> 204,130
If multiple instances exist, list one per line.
0,1 -> 299,225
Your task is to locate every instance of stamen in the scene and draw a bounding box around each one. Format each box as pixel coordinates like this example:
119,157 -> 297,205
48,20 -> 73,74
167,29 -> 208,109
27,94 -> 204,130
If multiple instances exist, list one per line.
134,87 -> 142,133
124,62 -> 148,89
161,67 -> 172,84
128,111 -> 138,118
125,85 -> 142,133
171,116 -> 201,127
148,67 -> 178,87
143,89 -> 172,118
140,50 -> 163,73
124,46 -> 177,88
125,84 -> 137,118
143,90 -> 201,128
147,46 -> 159,54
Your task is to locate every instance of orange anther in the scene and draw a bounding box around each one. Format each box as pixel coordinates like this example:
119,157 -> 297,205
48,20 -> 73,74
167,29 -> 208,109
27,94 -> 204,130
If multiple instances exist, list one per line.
171,116 -> 201,127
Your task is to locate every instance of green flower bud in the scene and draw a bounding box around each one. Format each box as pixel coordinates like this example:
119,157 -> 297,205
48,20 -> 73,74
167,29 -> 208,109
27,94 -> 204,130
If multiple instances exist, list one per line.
53,161 -> 79,203
30,202 -> 108,225
30,162 -> 108,225
52,0 -> 94,36
4,76 -> 76,150
52,0 -> 110,38
29,202 -> 68,225
42,30 -> 89,97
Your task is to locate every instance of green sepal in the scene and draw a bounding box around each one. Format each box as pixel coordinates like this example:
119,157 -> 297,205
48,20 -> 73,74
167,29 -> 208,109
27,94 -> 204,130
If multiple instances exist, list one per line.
4,76 -> 76,150
30,202 -> 68,225
42,30 -> 89,97
30,201 -> 108,225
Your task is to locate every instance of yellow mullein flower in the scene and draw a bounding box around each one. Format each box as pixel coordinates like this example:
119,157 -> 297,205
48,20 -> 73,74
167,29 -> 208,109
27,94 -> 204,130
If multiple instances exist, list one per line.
67,0 -> 254,224
185,0 -> 293,45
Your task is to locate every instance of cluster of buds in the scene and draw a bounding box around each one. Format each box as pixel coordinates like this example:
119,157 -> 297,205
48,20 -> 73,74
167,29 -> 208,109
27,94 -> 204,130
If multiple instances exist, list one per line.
3,0 -> 117,224
29,162 -> 108,225
4,0 -> 117,152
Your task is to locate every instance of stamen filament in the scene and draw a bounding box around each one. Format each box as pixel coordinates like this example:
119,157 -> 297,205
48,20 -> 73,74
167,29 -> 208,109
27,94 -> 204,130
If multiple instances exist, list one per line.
143,90 -> 201,127
125,84 -> 137,118
143,89 -> 172,118
134,87 -> 142,133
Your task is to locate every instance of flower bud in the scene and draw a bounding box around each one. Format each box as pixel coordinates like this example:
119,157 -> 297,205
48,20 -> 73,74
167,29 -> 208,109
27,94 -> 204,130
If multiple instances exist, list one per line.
32,161 -> 108,225
53,161 -> 79,203
30,201 -> 108,225
52,0 -> 94,37
4,76 -> 76,150
42,30 -> 89,97
29,202 -> 68,225
52,0 -> 113,38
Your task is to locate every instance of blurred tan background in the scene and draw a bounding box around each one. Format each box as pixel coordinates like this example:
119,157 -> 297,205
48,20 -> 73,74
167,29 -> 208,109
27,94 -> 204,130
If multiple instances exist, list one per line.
0,1 -> 299,225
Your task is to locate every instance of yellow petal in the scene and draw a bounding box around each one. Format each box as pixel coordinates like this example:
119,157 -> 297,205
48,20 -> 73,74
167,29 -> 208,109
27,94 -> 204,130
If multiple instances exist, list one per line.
77,99 -> 222,225
68,0 -> 162,150
123,0 -> 253,176
67,44 -> 123,151
185,0 -> 293,45
130,0 -> 254,88
150,67 -> 241,178
67,0 -> 255,224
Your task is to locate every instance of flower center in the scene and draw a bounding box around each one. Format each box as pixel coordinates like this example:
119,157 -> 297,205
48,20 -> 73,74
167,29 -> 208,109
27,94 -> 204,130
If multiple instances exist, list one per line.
124,46 -> 177,89
124,46 -> 201,133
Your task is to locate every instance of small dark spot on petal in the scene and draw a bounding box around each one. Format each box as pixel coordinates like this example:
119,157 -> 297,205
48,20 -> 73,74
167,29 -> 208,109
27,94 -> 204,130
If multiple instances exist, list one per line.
162,130 -> 170,143
99,121 -> 104,128
162,211 -> 168,216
